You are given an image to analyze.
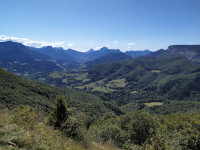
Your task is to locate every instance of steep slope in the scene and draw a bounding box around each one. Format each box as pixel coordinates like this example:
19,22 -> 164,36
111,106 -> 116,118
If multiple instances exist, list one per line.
0,68 -> 123,125
0,41 -> 61,76
167,45 -> 200,62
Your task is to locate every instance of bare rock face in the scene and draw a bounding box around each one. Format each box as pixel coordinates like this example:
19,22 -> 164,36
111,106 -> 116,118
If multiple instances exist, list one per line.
167,45 -> 200,62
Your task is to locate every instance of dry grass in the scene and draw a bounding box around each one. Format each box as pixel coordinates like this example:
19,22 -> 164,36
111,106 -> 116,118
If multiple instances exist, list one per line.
109,78 -> 127,88
144,102 -> 163,107
0,108 -> 118,150
151,70 -> 160,73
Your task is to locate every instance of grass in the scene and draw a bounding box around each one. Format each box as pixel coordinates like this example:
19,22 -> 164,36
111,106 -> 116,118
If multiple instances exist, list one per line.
39,78 -> 46,81
19,63 -> 28,65
130,90 -> 138,94
49,71 -> 63,78
151,70 -> 160,73
109,78 -> 127,88
0,108 -> 118,150
50,71 -> 91,85
76,81 -> 115,93
62,78 -> 68,83
92,86 -> 115,93
144,102 -> 163,107
34,59 -> 42,61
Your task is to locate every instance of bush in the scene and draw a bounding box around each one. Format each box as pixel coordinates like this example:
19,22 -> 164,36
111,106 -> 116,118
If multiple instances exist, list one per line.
128,111 -> 156,145
61,113 -> 87,141
11,105 -> 39,129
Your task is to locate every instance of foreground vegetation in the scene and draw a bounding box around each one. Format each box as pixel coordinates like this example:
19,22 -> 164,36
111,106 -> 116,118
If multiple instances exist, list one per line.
0,106 -> 118,150
1,103 -> 200,150
89,111 -> 200,149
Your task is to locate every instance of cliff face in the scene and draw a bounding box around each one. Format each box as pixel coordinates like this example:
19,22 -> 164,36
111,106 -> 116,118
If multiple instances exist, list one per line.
167,45 -> 200,62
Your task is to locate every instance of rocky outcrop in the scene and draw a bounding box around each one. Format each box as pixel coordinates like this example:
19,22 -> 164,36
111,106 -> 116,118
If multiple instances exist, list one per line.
167,45 -> 200,62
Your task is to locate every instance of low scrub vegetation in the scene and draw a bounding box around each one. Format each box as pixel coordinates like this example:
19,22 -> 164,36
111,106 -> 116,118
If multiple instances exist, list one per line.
0,106 -> 117,150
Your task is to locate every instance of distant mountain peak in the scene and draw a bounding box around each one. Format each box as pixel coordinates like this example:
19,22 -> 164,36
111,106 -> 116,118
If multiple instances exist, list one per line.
100,46 -> 109,50
2,41 -> 25,47
99,47 -> 121,52
85,49 -> 95,54
126,49 -> 150,52
46,45 -> 53,48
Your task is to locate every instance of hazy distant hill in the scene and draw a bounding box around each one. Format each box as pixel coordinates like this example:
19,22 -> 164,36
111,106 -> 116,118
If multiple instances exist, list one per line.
30,46 -> 126,62
86,53 -> 132,67
125,50 -> 151,58
28,46 -> 75,62
87,47 -> 122,60
85,48 -> 95,54
0,41 -> 50,60
29,44 -> 151,63
65,49 -> 88,62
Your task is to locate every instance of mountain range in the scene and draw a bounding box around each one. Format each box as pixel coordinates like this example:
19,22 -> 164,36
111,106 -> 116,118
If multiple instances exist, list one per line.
0,41 -> 61,76
0,41 -> 152,77
0,40 -> 200,119
29,45 -> 150,63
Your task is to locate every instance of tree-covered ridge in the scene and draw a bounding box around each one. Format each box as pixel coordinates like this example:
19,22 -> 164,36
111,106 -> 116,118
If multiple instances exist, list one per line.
0,68 -> 123,126
87,54 -> 200,104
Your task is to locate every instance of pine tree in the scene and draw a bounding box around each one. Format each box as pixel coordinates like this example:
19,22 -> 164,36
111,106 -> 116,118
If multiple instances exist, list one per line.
49,95 -> 69,128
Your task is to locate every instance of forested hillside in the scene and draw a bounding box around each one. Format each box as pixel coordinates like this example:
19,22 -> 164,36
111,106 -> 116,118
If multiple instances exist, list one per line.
88,54 -> 200,103
0,68 -> 123,126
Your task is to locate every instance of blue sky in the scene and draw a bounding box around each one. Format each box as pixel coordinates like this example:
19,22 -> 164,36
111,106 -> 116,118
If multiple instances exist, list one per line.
0,0 -> 200,52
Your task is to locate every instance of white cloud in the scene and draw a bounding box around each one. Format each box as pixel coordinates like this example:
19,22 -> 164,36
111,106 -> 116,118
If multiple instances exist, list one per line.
0,35 -> 65,48
128,42 -> 136,46
127,47 -> 131,50
0,35 -> 28,43
67,43 -> 74,47
94,46 -> 101,50
113,40 -> 119,44
105,44 -> 109,47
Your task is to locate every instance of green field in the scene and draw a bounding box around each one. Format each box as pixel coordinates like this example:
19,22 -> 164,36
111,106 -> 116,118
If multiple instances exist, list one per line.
144,102 -> 163,107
